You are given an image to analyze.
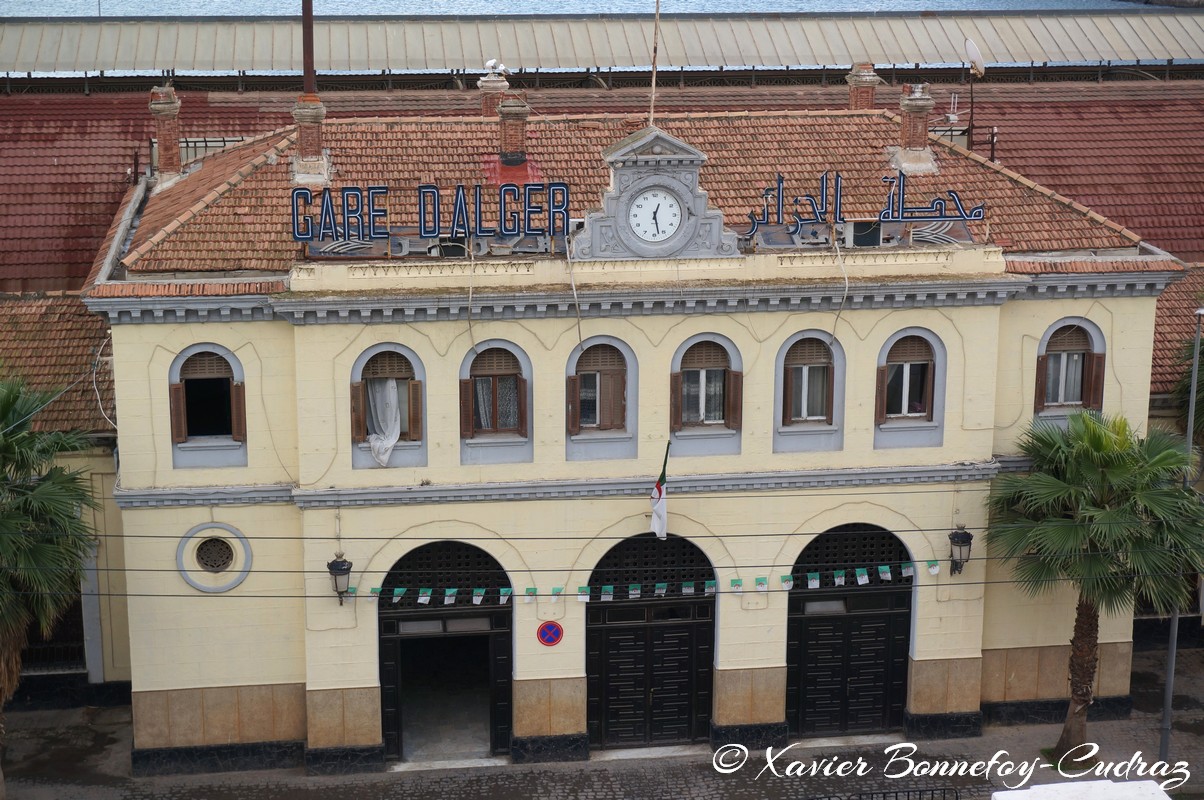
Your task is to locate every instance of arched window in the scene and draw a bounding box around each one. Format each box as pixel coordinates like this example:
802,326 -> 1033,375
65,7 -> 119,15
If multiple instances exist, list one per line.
568,344 -> 627,433
783,338 -> 833,425
876,335 -> 933,422
671,341 -> 742,430
1036,324 -> 1104,411
351,351 -> 422,462
461,348 -> 527,437
170,350 -> 245,443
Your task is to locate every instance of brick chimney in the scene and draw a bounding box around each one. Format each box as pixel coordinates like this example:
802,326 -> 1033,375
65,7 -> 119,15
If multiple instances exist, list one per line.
478,69 -> 510,116
292,93 -> 327,161
498,97 -> 530,166
845,63 -> 882,110
149,85 -> 182,176
899,83 -> 935,150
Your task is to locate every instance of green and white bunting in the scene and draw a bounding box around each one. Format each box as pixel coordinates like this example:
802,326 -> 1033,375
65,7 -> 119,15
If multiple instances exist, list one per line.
551,586 -> 564,599
499,587 -> 512,605
578,586 -> 590,603
834,570 -> 846,587
807,572 -> 820,589
629,583 -> 641,599
781,574 -> 794,590
927,560 -> 940,575
370,587 -> 382,599
418,587 -> 433,605
901,562 -> 915,578
444,587 -> 458,605
525,587 -> 537,603
755,577 -> 768,592
878,565 -> 892,581
731,578 -> 743,594
472,587 -> 486,605
655,582 -> 668,597
855,568 -> 869,586
704,580 -> 717,595
682,581 -> 695,595
601,585 -> 615,602
392,587 -> 406,604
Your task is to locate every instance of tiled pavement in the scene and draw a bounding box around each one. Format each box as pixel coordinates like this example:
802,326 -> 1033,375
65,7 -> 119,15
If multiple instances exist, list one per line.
5,647 -> 1204,800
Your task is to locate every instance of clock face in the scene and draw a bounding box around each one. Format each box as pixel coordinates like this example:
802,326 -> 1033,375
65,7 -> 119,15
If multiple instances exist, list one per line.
627,188 -> 682,243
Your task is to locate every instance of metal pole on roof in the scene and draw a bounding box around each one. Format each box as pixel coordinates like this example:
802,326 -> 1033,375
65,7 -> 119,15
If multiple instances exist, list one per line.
648,0 -> 661,127
302,0 -> 316,95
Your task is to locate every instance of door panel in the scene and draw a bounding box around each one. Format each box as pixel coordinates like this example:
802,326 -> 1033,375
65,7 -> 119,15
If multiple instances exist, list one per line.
604,627 -> 649,745
649,625 -> 693,742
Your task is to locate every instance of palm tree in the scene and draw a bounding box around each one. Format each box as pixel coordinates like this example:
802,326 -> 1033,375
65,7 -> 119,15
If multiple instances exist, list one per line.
0,378 -> 97,798
988,412 -> 1204,759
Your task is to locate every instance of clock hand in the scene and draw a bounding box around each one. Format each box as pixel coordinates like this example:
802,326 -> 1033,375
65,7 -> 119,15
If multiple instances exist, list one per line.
653,204 -> 661,235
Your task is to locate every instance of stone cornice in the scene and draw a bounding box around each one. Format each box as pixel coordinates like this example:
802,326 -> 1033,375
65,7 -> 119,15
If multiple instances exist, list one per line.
83,295 -> 277,325
1018,271 -> 1181,300
111,461 -> 1002,509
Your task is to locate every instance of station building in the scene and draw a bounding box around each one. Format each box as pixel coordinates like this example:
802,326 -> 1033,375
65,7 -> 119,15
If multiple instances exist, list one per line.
79,75 -> 1181,774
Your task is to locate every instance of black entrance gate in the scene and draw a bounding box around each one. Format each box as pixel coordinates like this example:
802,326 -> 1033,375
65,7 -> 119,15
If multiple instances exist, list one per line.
378,542 -> 512,759
586,533 -> 715,748
787,525 -> 911,737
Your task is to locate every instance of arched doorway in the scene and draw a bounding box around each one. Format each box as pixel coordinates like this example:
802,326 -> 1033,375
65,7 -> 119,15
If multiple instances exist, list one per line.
786,524 -> 912,737
378,542 -> 512,760
586,533 -> 715,748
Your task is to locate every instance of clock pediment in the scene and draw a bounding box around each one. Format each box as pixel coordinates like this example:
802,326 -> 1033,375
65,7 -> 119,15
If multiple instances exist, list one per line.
602,126 -> 707,169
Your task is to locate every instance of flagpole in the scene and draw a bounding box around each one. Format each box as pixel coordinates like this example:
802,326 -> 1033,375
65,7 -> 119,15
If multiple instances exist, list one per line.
651,441 -> 670,540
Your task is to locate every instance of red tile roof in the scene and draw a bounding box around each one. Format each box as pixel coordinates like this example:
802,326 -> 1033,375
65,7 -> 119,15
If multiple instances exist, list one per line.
112,110 -> 1139,280
0,293 -> 113,433
1152,266 -> 1204,395
1005,257 -> 1182,275
87,280 -> 286,298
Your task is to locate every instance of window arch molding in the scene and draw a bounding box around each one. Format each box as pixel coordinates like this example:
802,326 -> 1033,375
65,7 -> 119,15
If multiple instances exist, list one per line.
565,336 -> 639,461
168,343 -> 249,468
773,330 -> 845,453
669,333 -> 743,457
874,326 -> 947,450
349,343 -> 428,469
669,332 -> 744,373
169,342 -> 244,383
1037,317 -> 1106,355
458,339 -> 534,466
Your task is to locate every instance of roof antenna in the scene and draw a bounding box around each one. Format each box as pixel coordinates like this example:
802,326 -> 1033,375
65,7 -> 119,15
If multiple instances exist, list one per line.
648,0 -> 662,127
965,38 -> 986,150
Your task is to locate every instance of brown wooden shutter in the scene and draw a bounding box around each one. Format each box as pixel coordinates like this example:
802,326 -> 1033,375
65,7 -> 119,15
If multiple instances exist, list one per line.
724,370 -> 743,430
1085,352 -> 1106,410
602,371 -> 625,430
782,368 -> 794,427
517,375 -> 529,438
875,366 -> 887,424
230,381 -> 247,443
1034,355 -> 1048,413
459,379 -> 474,438
407,380 -> 423,441
825,369 -> 835,426
350,381 -> 367,443
169,382 -> 188,443
669,372 -> 683,433
922,363 -> 935,422
566,375 -> 581,435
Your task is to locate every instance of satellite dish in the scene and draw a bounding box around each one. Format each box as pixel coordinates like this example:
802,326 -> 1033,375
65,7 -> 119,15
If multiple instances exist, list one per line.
965,38 -> 986,79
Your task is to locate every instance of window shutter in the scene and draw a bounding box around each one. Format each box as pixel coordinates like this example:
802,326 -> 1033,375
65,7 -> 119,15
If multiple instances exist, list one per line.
1085,352 -> 1106,410
825,369 -> 834,426
1034,355 -> 1048,413
169,382 -> 188,443
407,380 -> 423,441
566,375 -> 581,435
681,341 -> 729,370
887,335 -> 933,363
459,379 -> 474,438
603,371 -> 626,431
782,368 -> 794,427
875,366 -> 887,425
724,370 -> 743,430
230,381 -> 247,443
922,363 -> 935,422
517,375 -> 529,438
669,372 -> 683,433
350,381 -> 367,443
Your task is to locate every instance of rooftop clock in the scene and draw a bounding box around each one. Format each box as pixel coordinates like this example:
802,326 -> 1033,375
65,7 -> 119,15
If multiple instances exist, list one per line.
571,126 -> 739,261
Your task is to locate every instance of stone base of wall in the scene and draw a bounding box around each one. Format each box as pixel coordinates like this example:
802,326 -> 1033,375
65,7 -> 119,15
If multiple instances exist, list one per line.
510,733 -> 589,763
5,675 -> 131,711
981,642 -> 1132,703
133,683 -> 306,750
304,744 -> 386,775
981,695 -> 1132,726
903,710 -> 983,739
131,740 -> 303,776
512,677 -> 587,741
709,721 -> 788,750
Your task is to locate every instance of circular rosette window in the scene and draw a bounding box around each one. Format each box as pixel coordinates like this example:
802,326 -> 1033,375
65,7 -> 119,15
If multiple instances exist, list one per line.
176,522 -> 253,593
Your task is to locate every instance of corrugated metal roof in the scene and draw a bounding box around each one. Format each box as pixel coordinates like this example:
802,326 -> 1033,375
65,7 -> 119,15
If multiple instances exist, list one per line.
2,12 -> 1203,74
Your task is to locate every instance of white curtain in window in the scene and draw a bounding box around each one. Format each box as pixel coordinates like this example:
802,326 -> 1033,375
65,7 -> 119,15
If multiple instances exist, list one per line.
366,378 -> 402,466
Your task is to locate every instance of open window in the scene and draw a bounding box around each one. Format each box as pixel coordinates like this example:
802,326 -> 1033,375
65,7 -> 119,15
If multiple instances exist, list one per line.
671,341 -> 742,431
460,348 -> 528,438
170,351 -> 245,443
351,351 -> 422,467
1035,324 -> 1104,412
876,336 -> 934,423
782,338 -> 833,425
567,344 -> 626,434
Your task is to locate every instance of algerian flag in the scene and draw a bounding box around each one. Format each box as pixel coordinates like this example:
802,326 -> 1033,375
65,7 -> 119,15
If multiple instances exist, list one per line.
650,442 -> 670,540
